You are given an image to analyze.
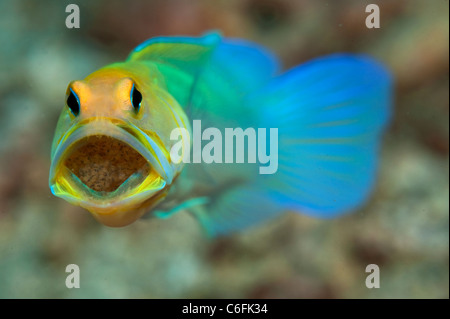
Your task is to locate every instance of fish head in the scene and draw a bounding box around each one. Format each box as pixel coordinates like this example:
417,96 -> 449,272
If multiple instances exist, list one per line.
49,62 -> 190,227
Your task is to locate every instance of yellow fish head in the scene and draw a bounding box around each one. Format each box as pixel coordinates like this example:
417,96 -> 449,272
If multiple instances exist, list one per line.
49,62 -> 190,227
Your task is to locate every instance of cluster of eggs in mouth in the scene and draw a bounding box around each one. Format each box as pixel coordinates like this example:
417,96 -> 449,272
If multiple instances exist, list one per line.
65,135 -> 150,192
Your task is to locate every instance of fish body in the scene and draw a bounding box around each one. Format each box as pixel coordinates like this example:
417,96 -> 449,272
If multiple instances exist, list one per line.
49,32 -> 392,235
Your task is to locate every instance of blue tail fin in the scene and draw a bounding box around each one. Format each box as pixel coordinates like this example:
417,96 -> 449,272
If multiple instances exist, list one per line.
254,54 -> 392,217
193,54 -> 392,236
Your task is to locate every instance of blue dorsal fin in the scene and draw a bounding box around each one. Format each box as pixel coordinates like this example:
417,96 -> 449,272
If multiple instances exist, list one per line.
127,32 -> 280,126
127,32 -> 221,109
127,31 -> 221,72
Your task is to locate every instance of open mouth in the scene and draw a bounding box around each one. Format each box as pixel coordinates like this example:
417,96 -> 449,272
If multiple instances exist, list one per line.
64,135 -> 151,193
49,120 -> 172,209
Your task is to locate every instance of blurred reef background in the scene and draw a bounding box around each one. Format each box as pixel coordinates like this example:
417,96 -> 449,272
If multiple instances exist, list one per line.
0,0 -> 448,298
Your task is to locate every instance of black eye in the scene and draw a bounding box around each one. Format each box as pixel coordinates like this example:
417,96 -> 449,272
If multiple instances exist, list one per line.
131,84 -> 142,112
67,88 -> 80,116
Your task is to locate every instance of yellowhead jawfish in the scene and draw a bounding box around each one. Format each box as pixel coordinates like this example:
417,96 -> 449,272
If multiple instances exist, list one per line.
49,32 -> 392,235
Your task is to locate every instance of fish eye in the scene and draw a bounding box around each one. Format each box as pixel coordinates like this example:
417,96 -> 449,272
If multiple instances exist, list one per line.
67,88 -> 80,116
130,84 -> 142,112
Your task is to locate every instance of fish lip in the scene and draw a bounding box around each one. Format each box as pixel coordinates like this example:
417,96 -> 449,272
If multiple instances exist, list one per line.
49,118 -> 173,210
